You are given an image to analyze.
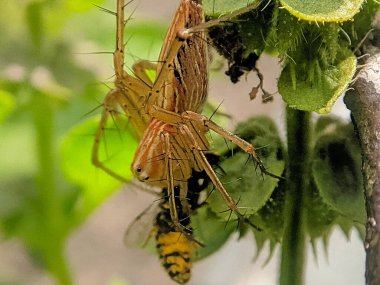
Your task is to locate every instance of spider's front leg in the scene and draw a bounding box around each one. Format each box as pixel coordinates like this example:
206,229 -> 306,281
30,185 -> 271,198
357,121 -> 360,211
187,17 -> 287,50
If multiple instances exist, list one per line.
183,111 -> 284,180
131,60 -> 157,86
149,106 -> 260,227
160,132 -> 194,227
92,80 -> 152,183
92,89 -> 130,182
178,124 -> 254,227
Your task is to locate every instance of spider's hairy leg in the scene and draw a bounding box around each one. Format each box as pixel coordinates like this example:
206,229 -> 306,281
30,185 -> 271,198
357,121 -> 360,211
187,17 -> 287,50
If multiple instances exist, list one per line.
115,0 -> 127,78
131,60 -> 158,86
184,111 -> 283,180
92,83 -> 151,180
149,105 -> 280,221
161,133 -> 192,231
92,89 -> 130,182
178,124 -> 255,227
149,106 -> 271,176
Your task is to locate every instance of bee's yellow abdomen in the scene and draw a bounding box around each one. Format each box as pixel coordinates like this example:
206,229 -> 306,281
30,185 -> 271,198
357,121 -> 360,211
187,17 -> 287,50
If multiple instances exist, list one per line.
156,232 -> 195,284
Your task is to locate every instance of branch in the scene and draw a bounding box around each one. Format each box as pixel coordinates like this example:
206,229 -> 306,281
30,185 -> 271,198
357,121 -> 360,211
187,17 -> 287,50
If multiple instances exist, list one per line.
344,27 -> 380,285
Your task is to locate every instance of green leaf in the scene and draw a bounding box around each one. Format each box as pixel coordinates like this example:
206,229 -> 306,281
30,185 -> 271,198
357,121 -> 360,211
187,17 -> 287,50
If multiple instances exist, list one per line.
305,184 -> 338,241
249,181 -> 286,255
278,48 -> 357,113
208,117 -> 285,219
311,118 -> 365,223
204,0 -> 260,16
192,207 -> 235,260
60,116 -> 138,215
279,0 -> 365,22
342,0 -> 380,48
0,90 -> 15,123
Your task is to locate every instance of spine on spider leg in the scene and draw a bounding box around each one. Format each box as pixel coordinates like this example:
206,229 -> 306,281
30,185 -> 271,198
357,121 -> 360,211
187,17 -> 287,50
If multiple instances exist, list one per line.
114,0 -> 125,78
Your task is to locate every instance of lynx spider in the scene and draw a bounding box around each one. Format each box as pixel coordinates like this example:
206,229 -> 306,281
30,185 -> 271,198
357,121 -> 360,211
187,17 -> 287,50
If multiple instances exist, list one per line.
92,0 -> 278,233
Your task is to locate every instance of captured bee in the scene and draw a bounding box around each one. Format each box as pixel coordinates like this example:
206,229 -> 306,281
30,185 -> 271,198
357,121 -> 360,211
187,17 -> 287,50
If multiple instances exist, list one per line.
124,166 -> 214,284
155,168 -> 212,284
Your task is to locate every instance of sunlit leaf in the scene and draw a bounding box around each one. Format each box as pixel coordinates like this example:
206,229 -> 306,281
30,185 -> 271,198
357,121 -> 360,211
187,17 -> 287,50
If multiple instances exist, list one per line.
60,116 -> 138,214
279,0 -> 365,22
278,48 -> 356,113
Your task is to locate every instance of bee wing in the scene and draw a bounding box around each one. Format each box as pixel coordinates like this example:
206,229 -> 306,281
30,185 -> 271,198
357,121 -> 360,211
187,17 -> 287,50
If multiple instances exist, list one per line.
123,203 -> 160,248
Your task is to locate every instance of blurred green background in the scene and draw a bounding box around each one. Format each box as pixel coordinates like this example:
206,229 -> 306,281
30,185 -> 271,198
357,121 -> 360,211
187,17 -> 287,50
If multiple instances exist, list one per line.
0,1 -> 170,284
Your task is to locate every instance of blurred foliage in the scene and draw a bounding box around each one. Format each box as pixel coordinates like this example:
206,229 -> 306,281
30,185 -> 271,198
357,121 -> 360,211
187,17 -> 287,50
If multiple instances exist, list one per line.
0,0 -> 166,284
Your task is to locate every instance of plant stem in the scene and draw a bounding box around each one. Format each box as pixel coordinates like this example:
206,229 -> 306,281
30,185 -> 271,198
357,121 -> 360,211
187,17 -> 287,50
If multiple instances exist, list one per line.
280,108 -> 311,285
32,93 -> 73,285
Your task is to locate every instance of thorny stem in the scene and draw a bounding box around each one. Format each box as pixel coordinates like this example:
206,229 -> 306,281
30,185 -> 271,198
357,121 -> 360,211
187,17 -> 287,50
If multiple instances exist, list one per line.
344,37 -> 380,285
280,108 -> 311,285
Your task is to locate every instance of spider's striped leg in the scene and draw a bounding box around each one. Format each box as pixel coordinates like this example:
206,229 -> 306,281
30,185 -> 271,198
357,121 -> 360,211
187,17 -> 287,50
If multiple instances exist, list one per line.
92,89 -> 130,182
92,86 -> 150,182
183,111 -> 283,180
177,124 -> 250,224
131,60 -> 157,86
161,132 -> 192,234
149,106 -> 276,226
93,107 -> 164,196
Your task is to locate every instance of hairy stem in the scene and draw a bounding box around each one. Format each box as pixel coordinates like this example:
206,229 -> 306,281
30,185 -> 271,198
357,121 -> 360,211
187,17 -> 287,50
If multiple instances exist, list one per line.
280,108 -> 311,285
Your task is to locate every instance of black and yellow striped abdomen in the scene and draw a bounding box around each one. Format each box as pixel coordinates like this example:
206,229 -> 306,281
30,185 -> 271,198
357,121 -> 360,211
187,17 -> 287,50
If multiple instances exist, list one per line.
156,231 -> 195,284
154,185 -> 195,284
154,156 -> 219,283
